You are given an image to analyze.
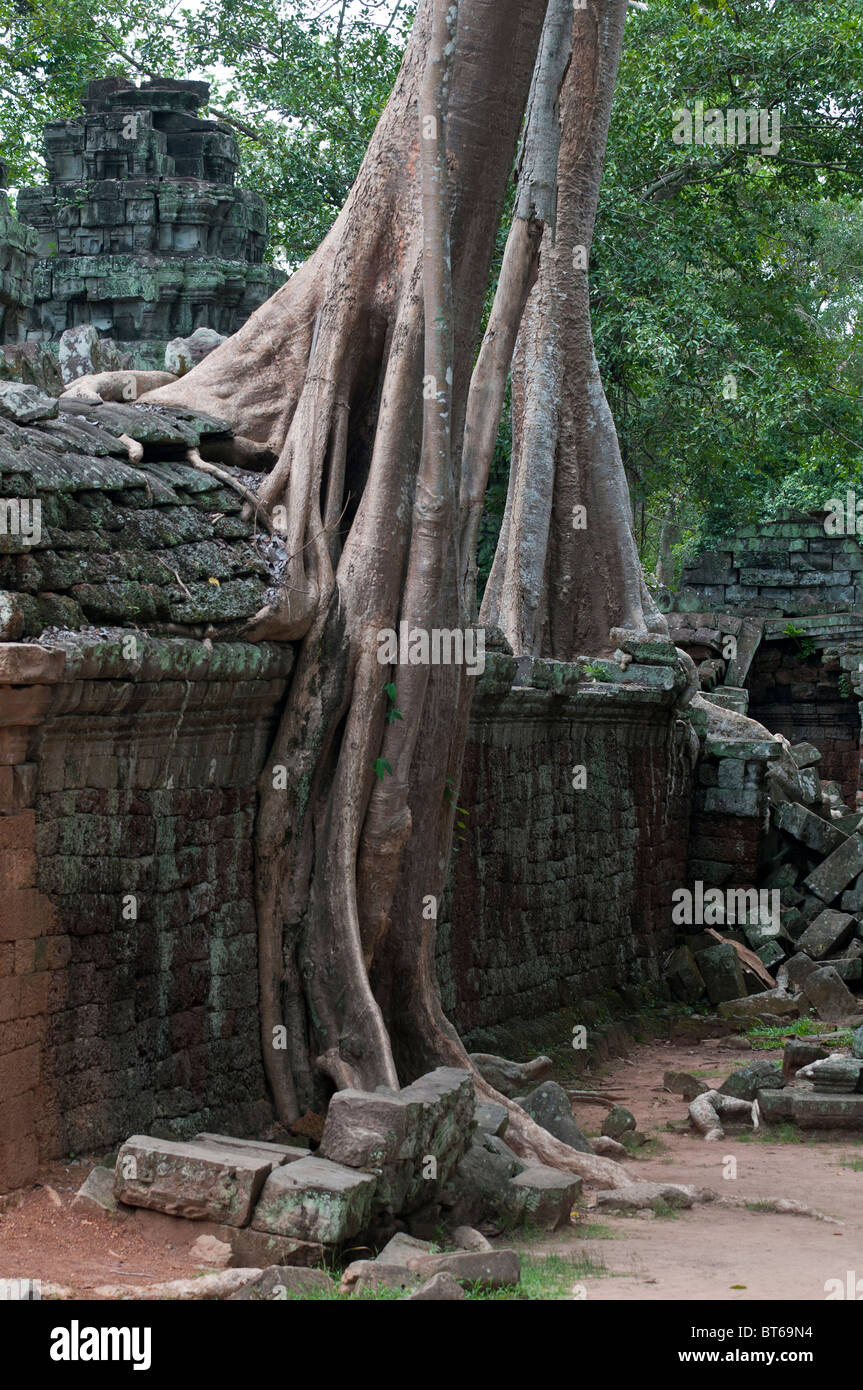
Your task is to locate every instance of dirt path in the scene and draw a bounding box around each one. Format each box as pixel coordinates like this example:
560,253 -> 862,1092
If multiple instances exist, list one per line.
519,1034 -> 863,1301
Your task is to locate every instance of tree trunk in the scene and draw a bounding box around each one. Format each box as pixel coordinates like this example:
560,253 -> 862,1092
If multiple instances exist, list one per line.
481,0 -> 666,657
141,0 -> 631,1188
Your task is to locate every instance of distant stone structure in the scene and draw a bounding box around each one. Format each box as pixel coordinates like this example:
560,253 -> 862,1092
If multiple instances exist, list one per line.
15,77 -> 285,365
0,159 -> 38,344
667,512 -> 863,804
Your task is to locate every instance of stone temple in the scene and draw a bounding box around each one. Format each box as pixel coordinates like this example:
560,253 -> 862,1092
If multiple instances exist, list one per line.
0,159 -> 37,345
15,77 -> 285,365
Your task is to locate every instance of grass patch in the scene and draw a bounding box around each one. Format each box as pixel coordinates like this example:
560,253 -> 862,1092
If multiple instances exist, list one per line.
746,1019 -> 853,1052
573,1221 -> 621,1240
840,1156 -> 863,1171
273,1252 -> 608,1301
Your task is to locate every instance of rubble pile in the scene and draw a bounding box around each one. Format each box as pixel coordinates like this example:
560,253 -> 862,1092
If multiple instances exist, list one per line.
679,1023 -> 863,1138
82,1066 -> 590,1296
669,728 -> 863,1029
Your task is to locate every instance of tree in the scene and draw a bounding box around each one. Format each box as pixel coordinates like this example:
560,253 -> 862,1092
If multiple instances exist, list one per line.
143,0 -> 636,1187
482,0 -> 665,656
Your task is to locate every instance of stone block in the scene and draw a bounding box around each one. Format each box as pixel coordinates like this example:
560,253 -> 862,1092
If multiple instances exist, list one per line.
774,802 -> 846,856
519,1081 -> 592,1154
804,835 -> 863,904
318,1089 -> 412,1169
790,1092 -> 863,1130
755,1088 -> 795,1122
797,910 -> 855,960
504,1166 -> 581,1230
114,1136 -> 273,1225
250,1156 -> 377,1246
801,966 -> 860,1023
228,1265 -> 332,1299
698,943 -> 746,1005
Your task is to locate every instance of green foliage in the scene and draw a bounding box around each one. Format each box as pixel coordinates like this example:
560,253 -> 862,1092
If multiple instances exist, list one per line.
597,0 -> 863,567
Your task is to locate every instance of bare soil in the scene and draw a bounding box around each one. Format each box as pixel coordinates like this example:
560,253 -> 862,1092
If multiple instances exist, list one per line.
517,1034 -> 863,1301
1,1033 -> 860,1300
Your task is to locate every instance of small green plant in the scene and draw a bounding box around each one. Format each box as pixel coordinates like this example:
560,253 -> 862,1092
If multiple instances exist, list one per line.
839,672 -> 854,698
383,682 -> 403,724
373,757 -> 392,782
782,623 -> 817,658
583,662 -> 605,682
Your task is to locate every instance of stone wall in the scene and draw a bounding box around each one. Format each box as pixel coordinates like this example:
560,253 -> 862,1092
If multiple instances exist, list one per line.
0,638 -> 293,1192
439,674 -> 694,1043
674,514 -> 863,618
0,160 -> 38,345
0,640 -> 696,1191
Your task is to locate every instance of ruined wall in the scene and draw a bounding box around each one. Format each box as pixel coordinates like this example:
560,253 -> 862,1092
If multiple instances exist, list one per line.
0,639 -> 292,1192
15,77 -> 285,363
439,676 -> 694,1043
0,639 -> 695,1189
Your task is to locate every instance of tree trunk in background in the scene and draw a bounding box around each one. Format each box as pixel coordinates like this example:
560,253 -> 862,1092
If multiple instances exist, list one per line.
482,0 -> 666,656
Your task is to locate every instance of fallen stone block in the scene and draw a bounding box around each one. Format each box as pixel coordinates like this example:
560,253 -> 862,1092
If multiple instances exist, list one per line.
519,1081 -> 593,1154
340,1259 -> 422,1295
777,952 -> 819,991
407,1249 -> 521,1289
782,1040 -> 828,1081
719,1059 -> 784,1101
251,1156 -> 377,1245
318,1089 -> 412,1169
505,1166 -> 581,1230
398,1068 -> 476,1207
791,1092 -> 863,1130
72,1166 -> 121,1217
601,1106 -> 637,1140
468,1053 -> 552,1098
801,965 -> 860,1023
698,943 -> 747,1005
451,1225 -> 492,1252
790,742 -> 821,769
663,1070 -> 710,1101
717,988 -> 800,1023
774,802 -> 846,857
114,1136 -> 273,1226
803,834 -> 863,904
797,909 -> 855,960
756,1088 -> 796,1123
796,1056 -> 863,1093
229,1265 -> 333,1299
0,380 -> 58,423
853,1023 -> 863,1059
408,1273 -> 466,1301
193,1133 -> 306,1166
217,1226 -> 326,1270
665,945 -> 706,1003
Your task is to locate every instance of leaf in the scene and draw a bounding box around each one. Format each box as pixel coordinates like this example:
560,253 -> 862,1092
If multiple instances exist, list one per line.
384,682 -> 397,701
373,757 -> 392,782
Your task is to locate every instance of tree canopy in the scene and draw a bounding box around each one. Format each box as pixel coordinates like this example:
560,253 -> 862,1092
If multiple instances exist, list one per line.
1,0 -> 861,581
